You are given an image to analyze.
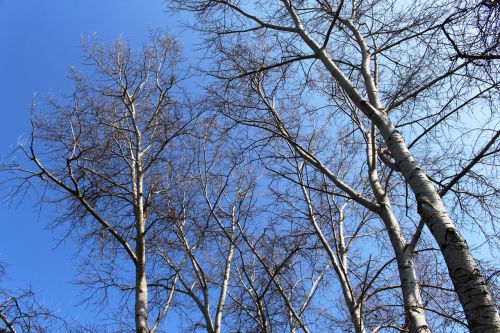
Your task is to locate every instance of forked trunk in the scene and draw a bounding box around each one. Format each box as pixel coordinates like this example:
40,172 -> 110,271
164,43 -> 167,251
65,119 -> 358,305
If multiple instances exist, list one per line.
376,117 -> 500,333
366,130 -> 430,333
291,20 -> 500,329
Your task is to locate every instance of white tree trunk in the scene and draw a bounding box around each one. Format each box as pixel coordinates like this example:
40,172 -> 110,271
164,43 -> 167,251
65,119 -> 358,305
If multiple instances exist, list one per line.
134,175 -> 150,333
214,232 -> 235,333
132,110 -> 150,333
283,7 -> 500,330
366,130 -> 430,333
378,208 -> 430,333
376,116 -> 500,333
135,272 -> 149,333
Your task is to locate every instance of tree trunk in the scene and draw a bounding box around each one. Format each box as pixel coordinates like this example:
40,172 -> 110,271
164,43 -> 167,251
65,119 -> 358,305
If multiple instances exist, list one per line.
351,306 -> 365,333
133,122 -> 150,333
135,271 -> 149,333
376,116 -> 500,333
214,230 -> 235,333
378,208 -> 430,333
285,11 -> 500,331
135,186 -> 149,333
366,130 -> 431,333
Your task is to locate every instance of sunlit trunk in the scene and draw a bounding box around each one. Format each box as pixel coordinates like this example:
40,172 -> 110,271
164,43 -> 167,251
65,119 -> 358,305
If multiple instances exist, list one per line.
132,107 -> 150,333
284,6 -> 500,330
366,130 -> 430,333
376,116 -> 500,333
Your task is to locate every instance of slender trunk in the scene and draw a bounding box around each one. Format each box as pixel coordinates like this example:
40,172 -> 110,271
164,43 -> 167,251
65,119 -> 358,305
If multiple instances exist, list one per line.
366,130 -> 430,333
214,226 -> 235,333
352,307 -> 365,333
378,208 -> 430,333
372,171 -> 430,333
256,298 -> 268,333
297,169 -> 366,333
135,269 -> 149,333
177,270 -> 215,333
337,209 -> 365,333
130,102 -> 149,333
135,173 -> 149,333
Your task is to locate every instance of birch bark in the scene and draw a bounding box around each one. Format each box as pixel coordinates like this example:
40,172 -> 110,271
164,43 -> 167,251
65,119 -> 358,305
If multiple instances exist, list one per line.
283,6 -> 500,330
280,3 -> 500,331
130,100 -> 150,333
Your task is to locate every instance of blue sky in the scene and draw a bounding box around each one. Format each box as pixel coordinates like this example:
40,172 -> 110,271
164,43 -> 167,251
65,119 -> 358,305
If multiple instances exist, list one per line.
1,1 -> 496,331
0,0 -> 197,328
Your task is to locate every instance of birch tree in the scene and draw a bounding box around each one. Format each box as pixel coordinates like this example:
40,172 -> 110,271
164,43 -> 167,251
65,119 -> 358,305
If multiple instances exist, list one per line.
198,115 -> 441,332
3,32 -> 198,332
171,0 -> 500,332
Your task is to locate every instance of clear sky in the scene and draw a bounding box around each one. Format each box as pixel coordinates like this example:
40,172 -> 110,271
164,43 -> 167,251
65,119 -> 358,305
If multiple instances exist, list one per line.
1,1 -> 495,331
0,0 -> 197,328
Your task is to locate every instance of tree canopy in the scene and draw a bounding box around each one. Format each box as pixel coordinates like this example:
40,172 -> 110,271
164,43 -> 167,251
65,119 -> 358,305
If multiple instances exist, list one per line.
1,1 -> 499,332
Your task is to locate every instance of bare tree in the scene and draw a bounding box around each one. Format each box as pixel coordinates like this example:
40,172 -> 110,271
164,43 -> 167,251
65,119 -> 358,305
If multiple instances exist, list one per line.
170,0 -> 500,332
197,64 -> 434,331
3,32 -> 199,332
196,112 -> 429,332
2,1 -> 499,331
